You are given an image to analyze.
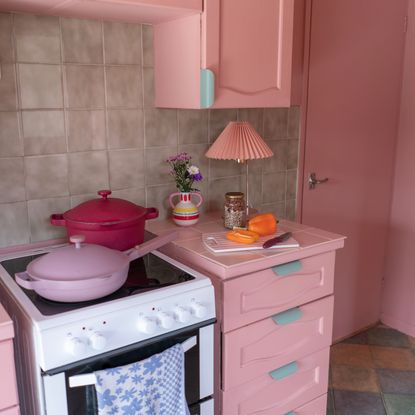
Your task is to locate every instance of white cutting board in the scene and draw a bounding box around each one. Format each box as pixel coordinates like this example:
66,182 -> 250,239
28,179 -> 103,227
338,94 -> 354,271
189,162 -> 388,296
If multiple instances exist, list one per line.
202,230 -> 300,253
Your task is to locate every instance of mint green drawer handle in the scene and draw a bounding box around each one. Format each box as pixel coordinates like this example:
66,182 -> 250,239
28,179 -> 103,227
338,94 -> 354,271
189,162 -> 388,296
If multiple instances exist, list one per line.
272,307 -> 302,325
200,69 -> 215,108
269,361 -> 298,380
272,260 -> 302,276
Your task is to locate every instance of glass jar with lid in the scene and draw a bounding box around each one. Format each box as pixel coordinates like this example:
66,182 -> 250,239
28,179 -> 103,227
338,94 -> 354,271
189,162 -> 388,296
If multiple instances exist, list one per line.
224,192 -> 246,229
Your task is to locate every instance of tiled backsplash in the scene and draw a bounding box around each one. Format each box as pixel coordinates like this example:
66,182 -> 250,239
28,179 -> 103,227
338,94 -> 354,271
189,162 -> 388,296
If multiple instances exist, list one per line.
0,13 -> 300,247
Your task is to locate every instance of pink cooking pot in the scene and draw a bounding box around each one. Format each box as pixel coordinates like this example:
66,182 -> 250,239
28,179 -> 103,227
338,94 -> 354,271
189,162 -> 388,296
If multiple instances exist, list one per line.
14,232 -> 177,302
50,190 -> 158,251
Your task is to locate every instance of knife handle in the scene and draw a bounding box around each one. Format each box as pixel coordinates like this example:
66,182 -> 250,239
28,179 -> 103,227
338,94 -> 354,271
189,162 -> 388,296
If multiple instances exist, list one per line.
263,232 -> 292,249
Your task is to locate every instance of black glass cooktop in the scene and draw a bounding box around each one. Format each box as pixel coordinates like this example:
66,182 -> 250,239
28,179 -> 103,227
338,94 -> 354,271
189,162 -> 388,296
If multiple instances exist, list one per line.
1,242 -> 194,316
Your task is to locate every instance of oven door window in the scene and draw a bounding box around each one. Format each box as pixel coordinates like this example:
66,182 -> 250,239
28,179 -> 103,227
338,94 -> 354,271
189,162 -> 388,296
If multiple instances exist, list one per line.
42,324 -> 213,415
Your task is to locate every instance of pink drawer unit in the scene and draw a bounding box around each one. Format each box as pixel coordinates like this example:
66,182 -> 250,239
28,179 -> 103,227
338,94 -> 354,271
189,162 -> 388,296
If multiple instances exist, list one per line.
289,393 -> 328,415
0,304 -> 18,413
222,296 -> 334,390
221,347 -> 330,415
0,340 -> 19,410
222,251 -> 335,332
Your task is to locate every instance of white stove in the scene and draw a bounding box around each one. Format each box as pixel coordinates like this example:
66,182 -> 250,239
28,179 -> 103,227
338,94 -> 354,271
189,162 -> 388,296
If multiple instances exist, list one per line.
0,240 -> 215,415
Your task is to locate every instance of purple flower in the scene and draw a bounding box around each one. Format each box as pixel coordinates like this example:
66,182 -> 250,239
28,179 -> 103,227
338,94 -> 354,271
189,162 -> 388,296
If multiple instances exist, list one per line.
166,152 -> 191,163
191,173 -> 203,181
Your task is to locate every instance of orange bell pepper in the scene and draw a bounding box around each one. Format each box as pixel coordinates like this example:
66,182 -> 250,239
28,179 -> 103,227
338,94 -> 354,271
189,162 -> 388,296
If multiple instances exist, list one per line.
226,229 -> 260,244
247,213 -> 278,236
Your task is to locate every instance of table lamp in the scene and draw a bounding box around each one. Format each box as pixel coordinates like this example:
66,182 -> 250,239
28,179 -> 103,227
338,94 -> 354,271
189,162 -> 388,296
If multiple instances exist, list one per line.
205,121 -> 274,215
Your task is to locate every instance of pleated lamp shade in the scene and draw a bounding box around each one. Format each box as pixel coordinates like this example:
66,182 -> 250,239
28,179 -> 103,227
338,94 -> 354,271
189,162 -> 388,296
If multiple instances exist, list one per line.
205,122 -> 273,161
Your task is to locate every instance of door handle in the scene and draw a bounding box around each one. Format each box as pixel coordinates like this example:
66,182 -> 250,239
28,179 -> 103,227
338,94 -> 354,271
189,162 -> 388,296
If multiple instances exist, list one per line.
308,172 -> 329,189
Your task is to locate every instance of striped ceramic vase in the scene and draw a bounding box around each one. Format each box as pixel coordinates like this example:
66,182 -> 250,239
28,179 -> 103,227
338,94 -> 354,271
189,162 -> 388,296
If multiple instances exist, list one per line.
169,192 -> 203,226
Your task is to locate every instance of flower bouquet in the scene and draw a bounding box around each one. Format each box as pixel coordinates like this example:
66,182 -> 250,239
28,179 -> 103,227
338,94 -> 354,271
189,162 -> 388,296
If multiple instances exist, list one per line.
166,152 -> 203,192
166,153 -> 204,226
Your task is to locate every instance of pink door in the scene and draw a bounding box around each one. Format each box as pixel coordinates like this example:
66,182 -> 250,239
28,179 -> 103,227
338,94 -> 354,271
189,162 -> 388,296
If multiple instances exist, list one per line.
300,0 -> 407,340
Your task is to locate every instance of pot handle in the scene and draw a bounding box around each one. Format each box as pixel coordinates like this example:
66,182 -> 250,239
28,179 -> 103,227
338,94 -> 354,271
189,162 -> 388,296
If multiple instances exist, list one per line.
190,192 -> 204,208
126,230 -> 178,261
15,272 -> 37,290
145,207 -> 159,220
168,192 -> 181,209
50,213 -> 66,226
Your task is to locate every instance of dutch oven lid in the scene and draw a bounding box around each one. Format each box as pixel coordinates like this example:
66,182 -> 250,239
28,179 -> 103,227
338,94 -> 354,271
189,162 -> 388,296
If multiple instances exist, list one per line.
27,235 -> 130,281
64,190 -> 147,225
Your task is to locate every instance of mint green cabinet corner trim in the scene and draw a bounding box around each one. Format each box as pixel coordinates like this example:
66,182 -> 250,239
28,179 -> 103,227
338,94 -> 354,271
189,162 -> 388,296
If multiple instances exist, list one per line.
269,361 -> 299,380
200,69 -> 215,108
272,307 -> 303,325
272,260 -> 302,276
284,412 -> 296,415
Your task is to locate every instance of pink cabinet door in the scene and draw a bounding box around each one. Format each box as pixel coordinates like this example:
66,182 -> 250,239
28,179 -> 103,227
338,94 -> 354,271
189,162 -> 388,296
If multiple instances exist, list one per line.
221,347 -> 330,415
222,296 -> 334,390
203,0 -> 294,108
0,340 -> 18,411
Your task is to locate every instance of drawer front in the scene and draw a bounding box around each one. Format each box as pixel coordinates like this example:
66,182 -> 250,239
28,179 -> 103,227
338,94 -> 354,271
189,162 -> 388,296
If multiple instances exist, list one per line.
222,251 -> 335,332
0,340 -> 18,411
290,394 -> 327,415
222,347 -> 330,415
223,296 -> 334,390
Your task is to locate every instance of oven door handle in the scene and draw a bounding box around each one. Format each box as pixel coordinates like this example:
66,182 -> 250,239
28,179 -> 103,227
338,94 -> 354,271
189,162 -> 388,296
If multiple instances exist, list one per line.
68,335 -> 198,388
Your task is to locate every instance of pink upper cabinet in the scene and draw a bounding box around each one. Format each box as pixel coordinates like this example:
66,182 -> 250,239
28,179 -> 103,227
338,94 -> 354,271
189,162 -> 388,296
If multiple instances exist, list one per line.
0,0 -> 202,24
154,0 -> 296,108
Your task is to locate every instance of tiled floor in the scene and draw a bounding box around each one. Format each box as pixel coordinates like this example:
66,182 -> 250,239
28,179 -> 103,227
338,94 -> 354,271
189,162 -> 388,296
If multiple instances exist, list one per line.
328,324 -> 415,415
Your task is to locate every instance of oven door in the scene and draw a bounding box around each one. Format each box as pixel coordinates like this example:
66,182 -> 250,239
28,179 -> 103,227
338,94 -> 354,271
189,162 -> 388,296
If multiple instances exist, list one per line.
42,321 -> 214,415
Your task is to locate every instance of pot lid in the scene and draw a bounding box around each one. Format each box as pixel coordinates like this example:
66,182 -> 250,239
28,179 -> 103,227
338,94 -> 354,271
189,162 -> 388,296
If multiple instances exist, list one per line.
27,235 -> 130,282
64,190 -> 147,225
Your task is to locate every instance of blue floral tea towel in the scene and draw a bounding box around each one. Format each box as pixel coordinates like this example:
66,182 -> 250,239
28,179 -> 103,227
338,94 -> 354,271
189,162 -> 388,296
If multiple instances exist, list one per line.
94,344 -> 190,415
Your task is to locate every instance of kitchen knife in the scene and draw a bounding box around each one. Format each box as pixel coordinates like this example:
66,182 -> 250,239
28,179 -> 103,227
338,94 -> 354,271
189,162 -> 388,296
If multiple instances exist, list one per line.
262,232 -> 292,249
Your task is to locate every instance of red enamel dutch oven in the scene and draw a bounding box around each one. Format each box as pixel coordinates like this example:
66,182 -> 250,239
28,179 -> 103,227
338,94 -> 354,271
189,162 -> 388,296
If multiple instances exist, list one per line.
50,190 -> 159,251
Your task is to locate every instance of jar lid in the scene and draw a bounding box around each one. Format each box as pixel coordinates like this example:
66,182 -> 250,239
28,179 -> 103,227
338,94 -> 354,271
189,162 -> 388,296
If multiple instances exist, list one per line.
225,192 -> 244,199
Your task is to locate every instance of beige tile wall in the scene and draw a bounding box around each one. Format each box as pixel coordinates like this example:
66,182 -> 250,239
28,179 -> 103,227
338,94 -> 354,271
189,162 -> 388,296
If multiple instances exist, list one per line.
0,12 -> 300,247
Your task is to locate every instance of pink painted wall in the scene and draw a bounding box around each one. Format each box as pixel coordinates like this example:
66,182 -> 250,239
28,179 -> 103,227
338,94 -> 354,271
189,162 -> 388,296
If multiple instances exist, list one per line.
382,1 -> 415,337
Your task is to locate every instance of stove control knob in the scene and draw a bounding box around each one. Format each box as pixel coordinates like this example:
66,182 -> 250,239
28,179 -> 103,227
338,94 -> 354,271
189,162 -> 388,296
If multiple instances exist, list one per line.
89,332 -> 107,351
157,312 -> 174,329
190,302 -> 208,319
173,306 -> 191,323
137,316 -> 157,334
66,337 -> 87,356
